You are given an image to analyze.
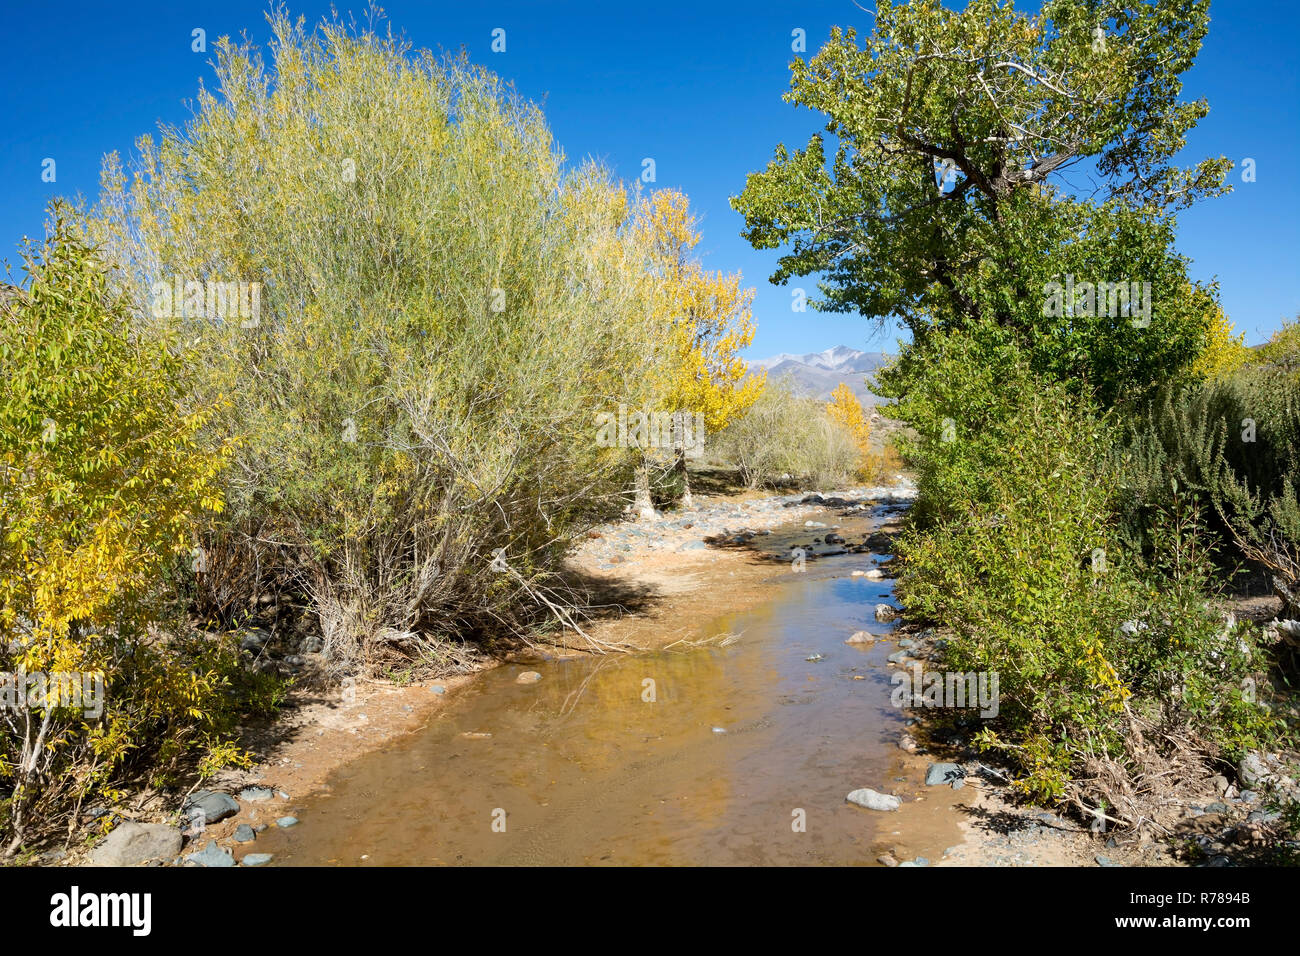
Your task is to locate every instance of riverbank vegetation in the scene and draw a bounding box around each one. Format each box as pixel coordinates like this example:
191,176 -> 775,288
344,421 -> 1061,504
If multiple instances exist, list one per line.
734,0 -> 1299,840
0,12 -> 766,852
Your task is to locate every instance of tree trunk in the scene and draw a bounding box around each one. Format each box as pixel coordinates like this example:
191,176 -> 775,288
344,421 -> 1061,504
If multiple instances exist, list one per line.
633,457 -> 657,520
674,448 -> 693,509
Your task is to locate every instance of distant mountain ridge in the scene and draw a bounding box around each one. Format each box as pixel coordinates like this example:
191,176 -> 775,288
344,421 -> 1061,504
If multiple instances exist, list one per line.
746,346 -> 891,406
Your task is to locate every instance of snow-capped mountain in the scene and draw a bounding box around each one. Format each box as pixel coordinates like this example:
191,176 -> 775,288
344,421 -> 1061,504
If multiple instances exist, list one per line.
746,346 -> 892,406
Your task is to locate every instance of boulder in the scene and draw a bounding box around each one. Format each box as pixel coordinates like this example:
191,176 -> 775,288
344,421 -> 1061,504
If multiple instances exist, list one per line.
925,763 -> 966,787
185,840 -> 235,868
89,822 -> 182,867
183,790 -> 239,825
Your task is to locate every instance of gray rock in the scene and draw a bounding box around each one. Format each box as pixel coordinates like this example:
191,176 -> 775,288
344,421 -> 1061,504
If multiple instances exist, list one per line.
887,650 -> 909,664
239,786 -> 274,803
239,628 -> 272,652
1239,752 -> 1272,789
1095,854 -> 1121,867
926,763 -> 966,787
233,824 -> 257,843
430,685 -> 446,695
846,788 -> 901,811
185,840 -> 236,867
845,631 -> 873,644
184,790 -> 239,824
241,853 -> 273,867
276,816 -> 299,828
874,604 -> 899,623
1205,802 -> 1229,815
89,822 -> 182,867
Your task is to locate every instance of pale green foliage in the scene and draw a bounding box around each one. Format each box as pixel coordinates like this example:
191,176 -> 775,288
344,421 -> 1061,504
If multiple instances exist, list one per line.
716,378 -> 858,489
93,14 -> 662,670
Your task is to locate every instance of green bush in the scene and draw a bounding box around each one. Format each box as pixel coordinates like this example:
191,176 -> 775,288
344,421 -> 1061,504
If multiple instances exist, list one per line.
0,209 -> 284,853
1116,368 -> 1300,615
891,337 -> 1278,814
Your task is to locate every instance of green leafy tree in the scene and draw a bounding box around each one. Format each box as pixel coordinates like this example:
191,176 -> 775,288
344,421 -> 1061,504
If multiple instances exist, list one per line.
733,0 -> 1230,404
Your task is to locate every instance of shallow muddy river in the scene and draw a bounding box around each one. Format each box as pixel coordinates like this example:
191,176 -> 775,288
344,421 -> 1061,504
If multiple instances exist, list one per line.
255,514 -> 957,865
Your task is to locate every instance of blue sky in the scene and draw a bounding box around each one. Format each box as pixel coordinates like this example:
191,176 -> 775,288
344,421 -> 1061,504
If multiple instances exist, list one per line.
1,0 -> 1296,357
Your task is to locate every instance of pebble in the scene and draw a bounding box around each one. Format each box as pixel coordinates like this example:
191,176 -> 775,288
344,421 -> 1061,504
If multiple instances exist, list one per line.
276,816 -> 299,828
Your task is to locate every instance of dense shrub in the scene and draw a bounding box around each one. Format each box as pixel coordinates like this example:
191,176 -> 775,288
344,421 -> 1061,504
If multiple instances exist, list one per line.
715,378 -> 858,489
1117,368 -> 1300,616
93,17 -> 667,672
891,339 -> 1278,817
0,210 -> 283,853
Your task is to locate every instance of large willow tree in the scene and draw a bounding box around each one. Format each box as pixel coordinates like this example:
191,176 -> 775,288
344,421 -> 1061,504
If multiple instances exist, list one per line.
93,13 -> 670,671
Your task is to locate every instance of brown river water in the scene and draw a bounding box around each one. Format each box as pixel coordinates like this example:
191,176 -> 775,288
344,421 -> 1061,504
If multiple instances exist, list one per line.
253,514 -> 962,865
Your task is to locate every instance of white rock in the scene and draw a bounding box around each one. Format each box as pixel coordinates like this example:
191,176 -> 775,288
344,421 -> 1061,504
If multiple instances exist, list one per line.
846,788 -> 901,811
875,604 -> 899,623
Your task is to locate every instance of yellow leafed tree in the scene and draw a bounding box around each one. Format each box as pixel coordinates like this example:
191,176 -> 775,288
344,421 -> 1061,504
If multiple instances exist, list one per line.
1191,302 -> 1252,380
826,383 -> 873,479
632,189 -> 763,508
